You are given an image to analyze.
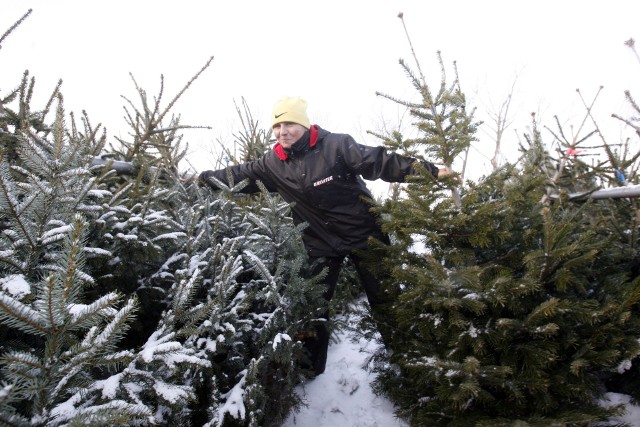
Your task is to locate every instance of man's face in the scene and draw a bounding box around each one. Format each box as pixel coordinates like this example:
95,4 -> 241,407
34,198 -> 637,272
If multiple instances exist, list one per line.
273,122 -> 307,149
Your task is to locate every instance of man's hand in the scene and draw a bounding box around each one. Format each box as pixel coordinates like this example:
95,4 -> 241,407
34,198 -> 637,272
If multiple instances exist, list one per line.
437,166 -> 453,178
436,165 -> 462,207
179,173 -> 197,185
437,166 -> 463,185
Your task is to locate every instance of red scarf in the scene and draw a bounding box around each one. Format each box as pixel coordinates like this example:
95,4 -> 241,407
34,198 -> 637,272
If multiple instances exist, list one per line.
274,125 -> 319,160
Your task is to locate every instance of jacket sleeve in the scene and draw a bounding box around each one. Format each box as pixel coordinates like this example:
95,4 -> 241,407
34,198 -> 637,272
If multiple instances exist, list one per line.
199,157 -> 276,193
338,135 -> 439,182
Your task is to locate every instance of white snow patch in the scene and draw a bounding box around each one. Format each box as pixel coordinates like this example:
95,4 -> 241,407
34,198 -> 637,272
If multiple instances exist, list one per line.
87,189 -> 112,198
0,383 -> 12,398
273,333 -> 292,350
282,322 -> 407,427
140,330 -> 178,363
600,392 -> 640,426
152,232 -> 187,242
217,369 -> 248,423
42,224 -> 72,240
82,247 -> 112,256
100,372 -> 124,399
0,274 -> 30,298
116,233 -> 138,241
280,318 -> 640,427
617,359 -> 633,374
154,381 -> 191,404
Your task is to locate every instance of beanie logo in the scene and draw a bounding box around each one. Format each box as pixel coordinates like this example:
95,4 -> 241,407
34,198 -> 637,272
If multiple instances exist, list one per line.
271,96 -> 310,128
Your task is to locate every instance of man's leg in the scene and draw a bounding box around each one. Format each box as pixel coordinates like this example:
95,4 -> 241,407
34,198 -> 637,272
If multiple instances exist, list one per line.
351,253 -> 396,347
303,256 -> 343,376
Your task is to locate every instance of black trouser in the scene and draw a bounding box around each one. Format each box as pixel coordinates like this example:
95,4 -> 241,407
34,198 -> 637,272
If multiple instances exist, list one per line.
303,252 -> 393,376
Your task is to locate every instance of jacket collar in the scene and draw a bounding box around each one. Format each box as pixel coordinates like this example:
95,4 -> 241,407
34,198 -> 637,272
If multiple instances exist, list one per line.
274,124 -> 319,160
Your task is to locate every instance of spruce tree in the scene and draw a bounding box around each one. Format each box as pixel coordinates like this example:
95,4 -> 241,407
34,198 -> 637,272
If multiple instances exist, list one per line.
368,46 -> 640,426
0,81 -> 147,424
1,14 -> 327,424
184,112 -> 326,427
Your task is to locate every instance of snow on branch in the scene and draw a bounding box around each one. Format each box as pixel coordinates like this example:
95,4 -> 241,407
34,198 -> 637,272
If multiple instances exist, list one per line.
213,369 -> 248,425
0,291 -> 47,335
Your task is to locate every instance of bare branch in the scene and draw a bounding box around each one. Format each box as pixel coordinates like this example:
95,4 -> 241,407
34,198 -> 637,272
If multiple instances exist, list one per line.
0,9 -> 32,48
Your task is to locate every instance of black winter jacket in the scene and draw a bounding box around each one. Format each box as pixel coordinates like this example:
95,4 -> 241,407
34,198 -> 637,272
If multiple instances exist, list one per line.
199,125 -> 438,257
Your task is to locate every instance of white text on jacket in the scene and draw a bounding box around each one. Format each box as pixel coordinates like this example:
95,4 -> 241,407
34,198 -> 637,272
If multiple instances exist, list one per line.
313,176 -> 334,187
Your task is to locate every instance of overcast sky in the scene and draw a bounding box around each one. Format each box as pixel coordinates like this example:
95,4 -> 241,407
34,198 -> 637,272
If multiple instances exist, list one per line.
1,1 -> 639,178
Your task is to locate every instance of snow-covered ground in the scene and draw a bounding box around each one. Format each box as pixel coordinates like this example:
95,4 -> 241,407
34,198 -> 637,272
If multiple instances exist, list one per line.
281,324 -> 407,427
603,393 -> 640,426
282,312 -> 640,427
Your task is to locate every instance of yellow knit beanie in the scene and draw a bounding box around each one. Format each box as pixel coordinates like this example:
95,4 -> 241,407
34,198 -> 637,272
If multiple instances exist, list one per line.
271,96 -> 311,129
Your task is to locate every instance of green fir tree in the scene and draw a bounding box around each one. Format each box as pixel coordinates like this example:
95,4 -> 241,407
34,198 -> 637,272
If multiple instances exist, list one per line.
368,43 -> 640,426
1,13 -> 327,425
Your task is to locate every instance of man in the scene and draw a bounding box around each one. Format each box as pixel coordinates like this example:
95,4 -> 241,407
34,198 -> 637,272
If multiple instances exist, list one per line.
199,96 -> 450,375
